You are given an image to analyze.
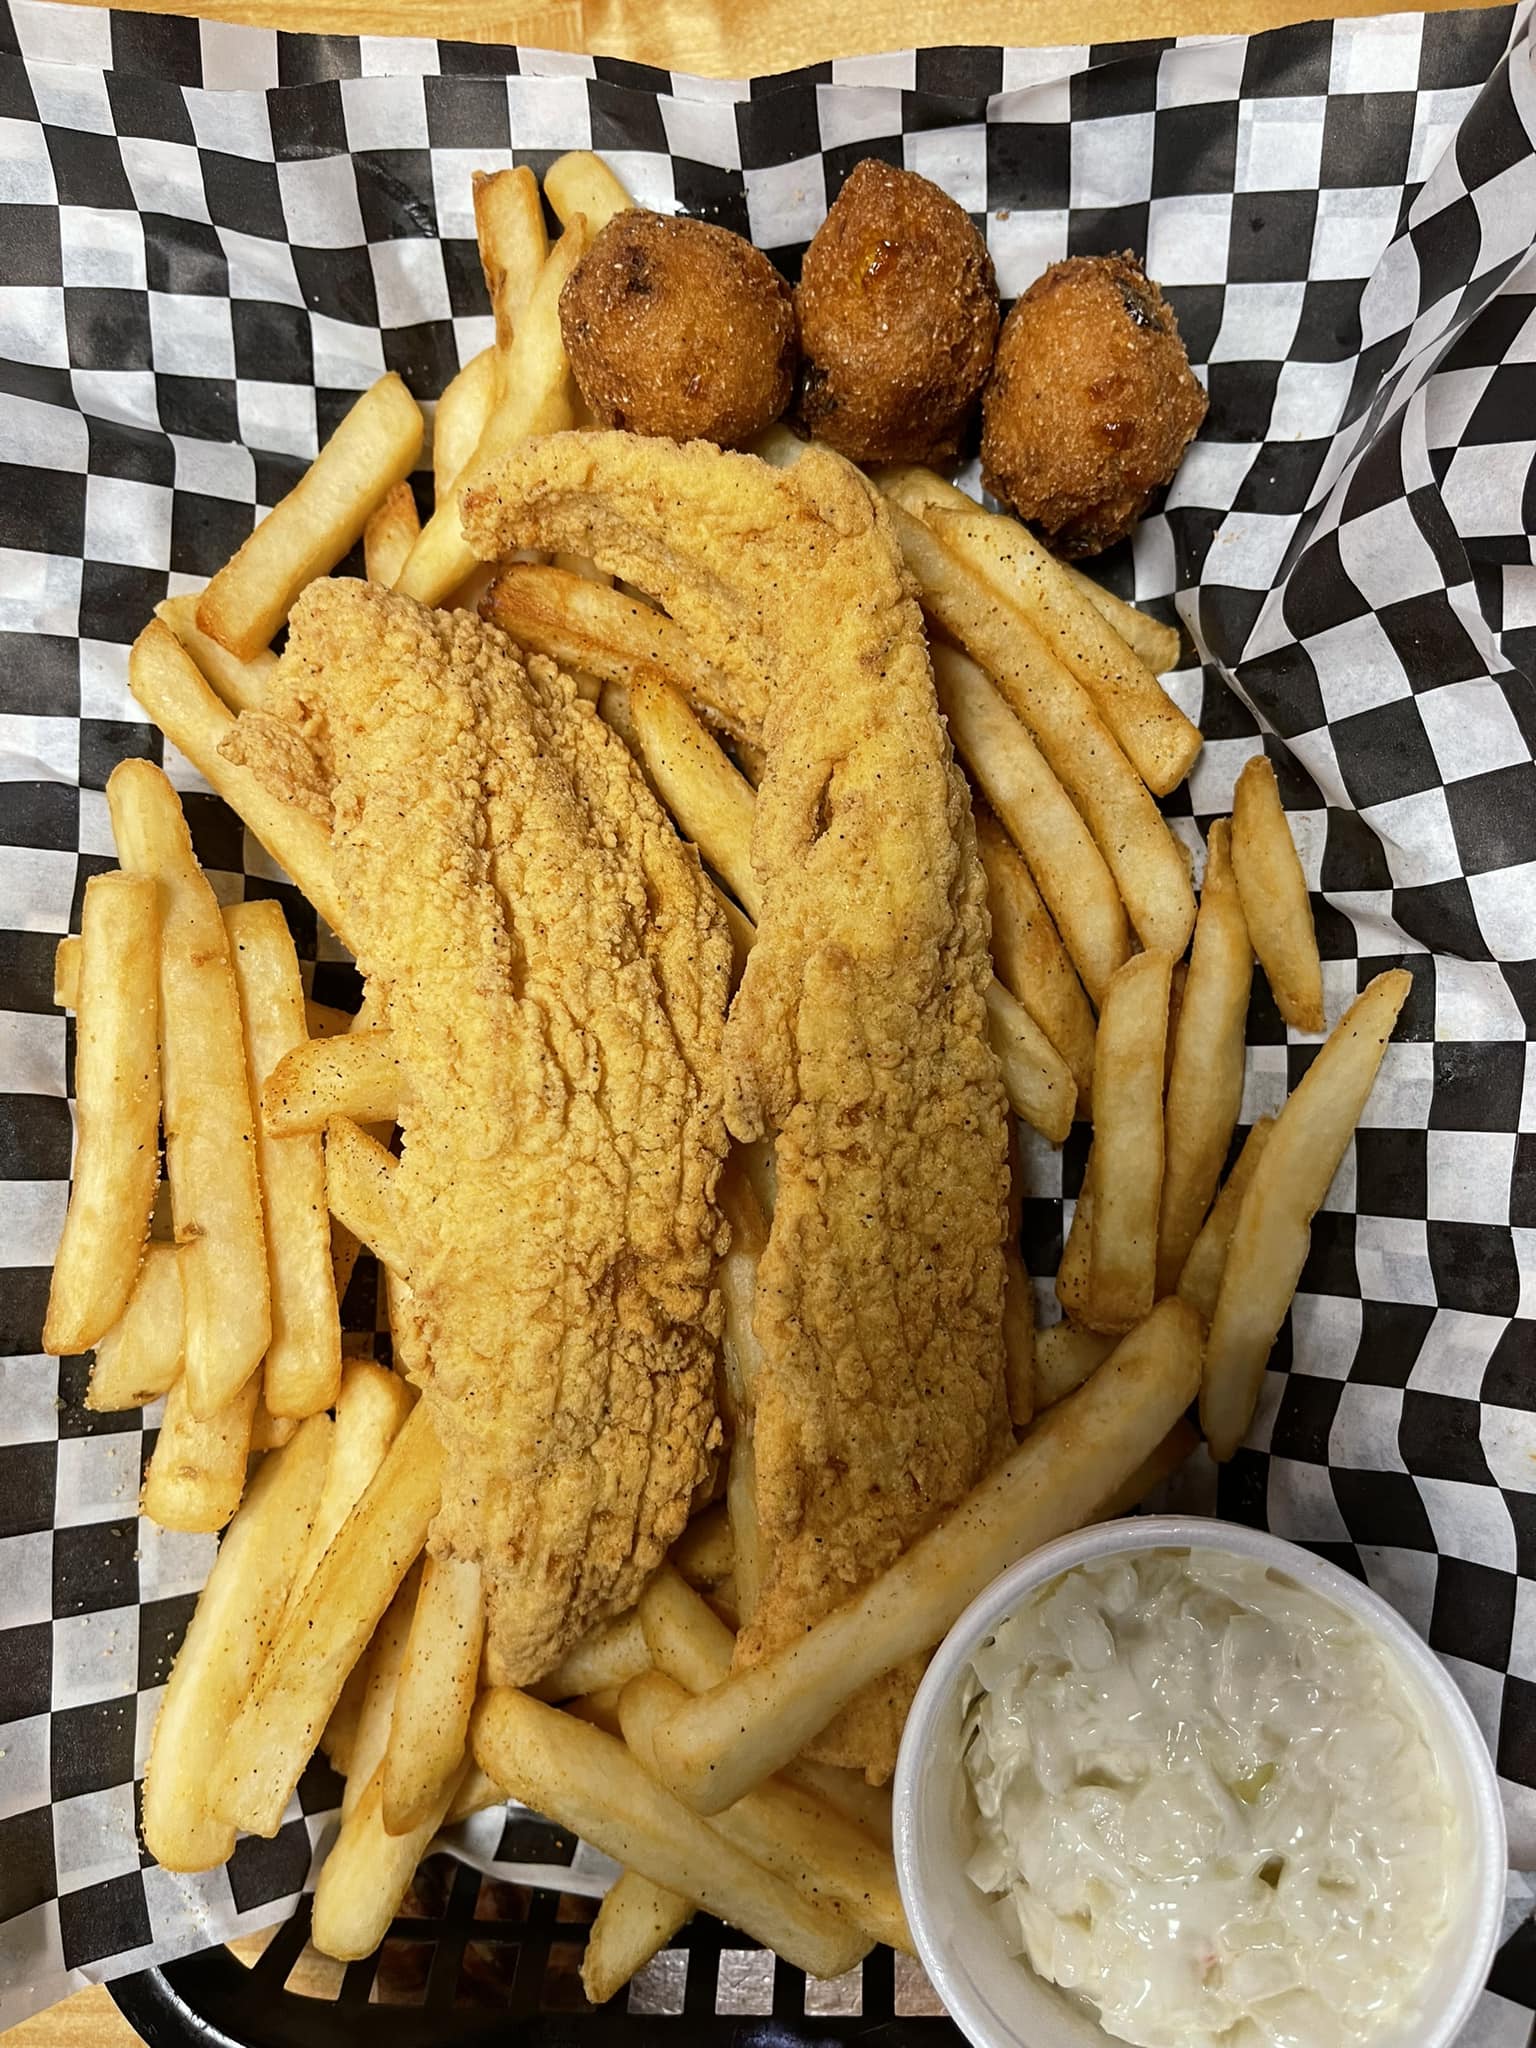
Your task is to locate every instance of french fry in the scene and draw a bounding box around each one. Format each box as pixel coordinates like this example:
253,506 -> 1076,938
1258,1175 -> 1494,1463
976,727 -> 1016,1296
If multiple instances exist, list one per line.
312,1759 -> 465,1963
383,1554 -> 485,1835
984,976 -> 1076,1145
1064,564 -> 1181,676
931,644 -> 1129,1004
626,677 -> 761,919
1156,820 -> 1254,1296
251,1382 -> 299,1451
143,1415 -> 331,1871
304,998 -> 357,1039
211,1402 -> 444,1838
480,563 -> 757,747
53,933 -> 81,1009
1002,1245 -> 1035,1430
129,622 -> 349,945
582,1872 -> 693,2007
226,900 -> 342,1419
395,219 -> 591,607
106,761 -> 270,1414
363,480 -> 420,587
447,1762 -> 507,1826
889,503 -> 1195,959
1033,1320 -> 1116,1409
1176,1118 -> 1274,1323
932,502 -> 1200,794
471,1690 -> 869,1979
141,1370 -> 261,1533
343,1563 -> 421,1821
263,1030 -> 401,1135
87,1245 -> 184,1410
1202,972 -> 1411,1460
197,373 -> 423,659
879,469 -> 1199,794
781,1759 -> 893,1850
543,150 -> 634,233
531,1606 -> 650,1702
652,1298 -> 1202,1813
707,1576 -> 740,1631
672,1504 -> 733,1590
640,1567 -> 734,1694
44,872 -> 160,1354
155,595 -> 278,716
565,1685 -> 626,1738
324,1117 -> 406,1275
739,1136 -> 777,1223
474,165 -> 551,387
1085,950 -> 1174,1333
621,1671 -> 907,1953
717,1159 -> 767,1631
1231,754 -> 1324,1034
1165,957 -> 1187,1087
1055,1168 -> 1093,1326
1095,1417 -> 1200,1520
288,1357 -> 415,1613
975,807 -> 1096,1113
433,349 -> 497,502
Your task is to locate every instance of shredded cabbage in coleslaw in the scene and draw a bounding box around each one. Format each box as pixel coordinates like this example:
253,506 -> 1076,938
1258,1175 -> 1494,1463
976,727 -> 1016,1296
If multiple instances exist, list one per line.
962,1549 -> 1458,2048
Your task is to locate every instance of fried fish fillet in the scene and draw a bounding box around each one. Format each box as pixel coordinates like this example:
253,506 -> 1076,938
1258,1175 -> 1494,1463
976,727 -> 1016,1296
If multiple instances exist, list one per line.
225,580 -> 730,1683
464,434 -> 1012,1775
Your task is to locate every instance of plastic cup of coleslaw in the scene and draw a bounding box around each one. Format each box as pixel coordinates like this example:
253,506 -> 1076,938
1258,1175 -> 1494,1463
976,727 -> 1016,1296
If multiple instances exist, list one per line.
893,1514 -> 1507,2048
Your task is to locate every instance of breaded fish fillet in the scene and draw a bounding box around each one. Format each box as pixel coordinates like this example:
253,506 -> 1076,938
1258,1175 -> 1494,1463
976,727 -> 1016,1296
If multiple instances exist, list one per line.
464,435 -> 1012,1775
226,581 -> 730,1683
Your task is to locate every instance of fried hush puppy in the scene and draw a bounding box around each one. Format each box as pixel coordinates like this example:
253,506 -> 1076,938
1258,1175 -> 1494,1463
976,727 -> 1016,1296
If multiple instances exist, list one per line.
981,252 -> 1208,557
559,211 -> 797,448
795,158 -> 999,465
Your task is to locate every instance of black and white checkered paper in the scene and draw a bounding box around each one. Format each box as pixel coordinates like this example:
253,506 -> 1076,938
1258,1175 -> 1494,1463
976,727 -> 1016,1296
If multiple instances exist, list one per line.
1,0 -> 1534,2031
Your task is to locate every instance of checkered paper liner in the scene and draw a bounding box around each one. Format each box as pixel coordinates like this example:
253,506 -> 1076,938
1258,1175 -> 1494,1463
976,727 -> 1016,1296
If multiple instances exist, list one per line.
1,0 -> 1534,2030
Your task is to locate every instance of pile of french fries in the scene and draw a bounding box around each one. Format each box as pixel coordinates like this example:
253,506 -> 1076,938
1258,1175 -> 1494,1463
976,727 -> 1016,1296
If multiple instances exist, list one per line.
42,143 -> 1409,2003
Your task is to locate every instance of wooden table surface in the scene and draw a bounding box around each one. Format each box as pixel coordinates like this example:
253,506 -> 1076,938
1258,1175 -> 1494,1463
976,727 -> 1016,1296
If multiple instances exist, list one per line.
4,0 -> 1474,2039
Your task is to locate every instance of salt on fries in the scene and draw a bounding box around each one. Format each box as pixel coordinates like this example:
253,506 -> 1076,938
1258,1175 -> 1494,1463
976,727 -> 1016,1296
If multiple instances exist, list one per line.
227,900 -> 342,1418
41,139 -> 1417,2005
107,760 -> 270,1416
975,806 -> 1097,1113
86,1244 -> 184,1411
1202,972 -> 1410,1459
143,1416 -> 332,1870
882,491 -> 1196,959
212,1403 -> 444,1838
263,1029 -> 401,1134
471,1690 -> 870,1980
930,641 -> 1129,1004
878,465 -> 1199,794
1155,818 -> 1253,1296
652,1299 -> 1203,1815
43,871 -> 160,1355
1232,752 -> 1325,1034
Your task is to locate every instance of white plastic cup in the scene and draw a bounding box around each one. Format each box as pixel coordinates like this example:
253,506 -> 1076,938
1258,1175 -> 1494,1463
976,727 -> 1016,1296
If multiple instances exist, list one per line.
893,1515 -> 1508,2048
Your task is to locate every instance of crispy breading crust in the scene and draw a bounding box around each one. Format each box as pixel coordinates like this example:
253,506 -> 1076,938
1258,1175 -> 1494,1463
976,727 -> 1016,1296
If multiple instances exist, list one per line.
464,435 -> 1012,1776
231,581 -> 730,1683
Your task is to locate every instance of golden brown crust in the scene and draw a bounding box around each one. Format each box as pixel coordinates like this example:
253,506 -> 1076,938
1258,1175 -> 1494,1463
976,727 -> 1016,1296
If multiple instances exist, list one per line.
981,252 -> 1208,557
464,433 -> 1013,1777
794,158 -> 999,466
560,211 -> 797,447
242,580 -> 731,1684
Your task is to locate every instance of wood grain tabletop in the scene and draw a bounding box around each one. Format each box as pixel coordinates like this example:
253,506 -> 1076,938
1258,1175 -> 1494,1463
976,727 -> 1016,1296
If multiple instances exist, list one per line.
1,0 -> 1475,2039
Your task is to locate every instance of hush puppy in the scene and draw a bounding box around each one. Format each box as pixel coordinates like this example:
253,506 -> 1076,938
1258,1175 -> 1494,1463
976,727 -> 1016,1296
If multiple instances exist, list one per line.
795,158 -> 999,465
560,211 -> 797,447
981,252 -> 1207,557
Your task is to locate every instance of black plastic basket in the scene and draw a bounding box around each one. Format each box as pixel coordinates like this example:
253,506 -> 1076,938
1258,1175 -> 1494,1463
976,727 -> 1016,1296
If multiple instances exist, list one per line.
108,1847 -> 958,2048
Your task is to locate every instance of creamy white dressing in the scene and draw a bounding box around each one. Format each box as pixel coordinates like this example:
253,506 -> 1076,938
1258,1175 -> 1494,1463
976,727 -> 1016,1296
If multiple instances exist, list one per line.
961,1549 -> 1459,2048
